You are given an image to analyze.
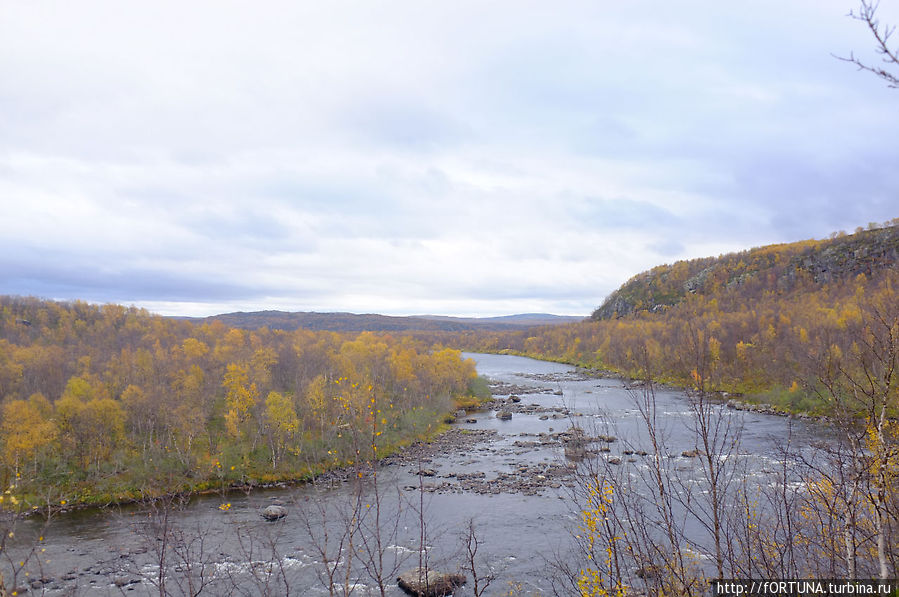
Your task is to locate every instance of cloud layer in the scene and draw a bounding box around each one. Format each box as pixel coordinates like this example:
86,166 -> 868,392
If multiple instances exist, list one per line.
2,1 -> 897,317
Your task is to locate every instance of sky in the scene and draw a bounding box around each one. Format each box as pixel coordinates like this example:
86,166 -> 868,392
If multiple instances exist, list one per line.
2,1 -> 898,318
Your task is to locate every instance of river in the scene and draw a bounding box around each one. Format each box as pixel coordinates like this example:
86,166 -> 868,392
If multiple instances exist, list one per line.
4,353 -> 823,596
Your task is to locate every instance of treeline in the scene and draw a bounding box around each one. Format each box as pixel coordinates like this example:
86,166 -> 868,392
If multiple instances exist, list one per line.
0,297 -> 478,507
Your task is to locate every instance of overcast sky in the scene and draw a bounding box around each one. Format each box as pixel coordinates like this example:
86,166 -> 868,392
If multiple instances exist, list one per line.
2,1 -> 897,318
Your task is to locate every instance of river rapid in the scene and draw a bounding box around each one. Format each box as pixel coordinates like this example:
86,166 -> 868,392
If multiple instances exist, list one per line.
5,353 -> 823,596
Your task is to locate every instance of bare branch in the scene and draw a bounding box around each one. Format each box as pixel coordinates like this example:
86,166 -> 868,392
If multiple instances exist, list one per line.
836,1 -> 899,88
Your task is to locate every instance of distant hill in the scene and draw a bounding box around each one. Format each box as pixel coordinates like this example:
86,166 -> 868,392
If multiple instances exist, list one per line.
417,313 -> 584,327
592,223 -> 899,320
183,311 -> 584,332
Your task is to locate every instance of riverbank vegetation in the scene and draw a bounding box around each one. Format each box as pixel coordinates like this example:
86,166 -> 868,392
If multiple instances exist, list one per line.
0,297 -> 481,510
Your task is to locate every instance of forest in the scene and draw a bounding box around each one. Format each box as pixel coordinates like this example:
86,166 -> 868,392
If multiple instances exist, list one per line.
0,225 -> 897,595
0,297 -> 481,508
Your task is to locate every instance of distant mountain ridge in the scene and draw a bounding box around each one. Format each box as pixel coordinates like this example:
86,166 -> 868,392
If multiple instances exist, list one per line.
183,311 -> 584,332
592,223 -> 899,320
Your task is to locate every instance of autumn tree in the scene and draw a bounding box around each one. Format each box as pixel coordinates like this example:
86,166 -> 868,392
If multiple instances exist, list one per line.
56,392 -> 125,472
222,363 -> 259,449
0,393 -> 57,483
263,390 -> 299,468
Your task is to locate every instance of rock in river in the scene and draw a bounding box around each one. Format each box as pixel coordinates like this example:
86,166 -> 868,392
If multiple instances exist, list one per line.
397,568 -> 466,596
261,505 -> 287,521
496,410 -> 512,420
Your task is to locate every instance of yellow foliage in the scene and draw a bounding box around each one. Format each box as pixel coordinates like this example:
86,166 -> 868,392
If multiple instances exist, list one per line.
1,396 -> 57,469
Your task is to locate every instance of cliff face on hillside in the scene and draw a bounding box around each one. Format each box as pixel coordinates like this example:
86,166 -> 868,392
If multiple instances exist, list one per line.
592,224 -> 899,320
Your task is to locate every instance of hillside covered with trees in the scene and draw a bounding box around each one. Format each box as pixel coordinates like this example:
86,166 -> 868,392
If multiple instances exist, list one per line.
0,298 -> 480,509
462,222 -> 899,413
593,221 -> 899,320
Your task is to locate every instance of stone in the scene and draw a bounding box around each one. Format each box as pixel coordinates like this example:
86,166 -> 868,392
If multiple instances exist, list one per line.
261,505 -> 287,521
113,577 -> 140,588
496,410 -> 512,420
397,568 -> 466,596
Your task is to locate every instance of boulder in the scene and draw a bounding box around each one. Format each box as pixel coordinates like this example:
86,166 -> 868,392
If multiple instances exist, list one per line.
397,568 -> 466,597
496,410 -> 513,420
509,395 -> 522,403
261,505 -> 287,521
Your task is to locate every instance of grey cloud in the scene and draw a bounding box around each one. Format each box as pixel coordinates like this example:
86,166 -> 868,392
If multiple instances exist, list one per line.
700,148 -> 899,240
649,239 -> 687,257
346,100 -> 470,152
254,173 -> 458,241
183,208 -> 304,249
573,197 -> 681,230
2,255 -> 259,304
